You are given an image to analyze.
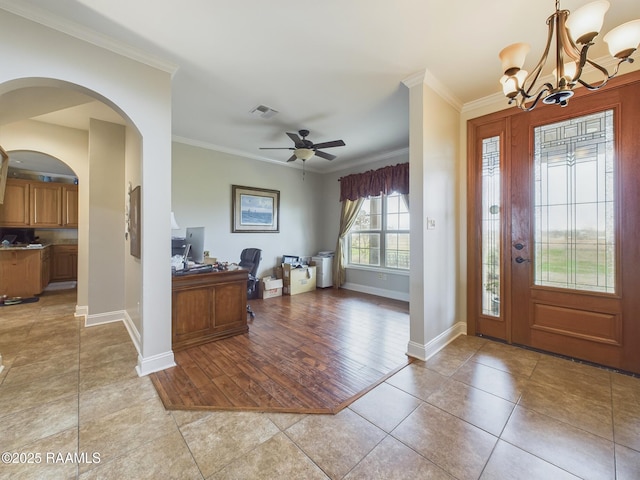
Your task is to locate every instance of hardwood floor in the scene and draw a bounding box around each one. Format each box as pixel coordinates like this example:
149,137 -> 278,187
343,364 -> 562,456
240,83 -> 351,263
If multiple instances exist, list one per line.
150,288 -> 411,414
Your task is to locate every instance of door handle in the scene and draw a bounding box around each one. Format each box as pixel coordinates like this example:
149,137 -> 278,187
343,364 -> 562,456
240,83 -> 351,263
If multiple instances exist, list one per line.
515,256 -> 530,263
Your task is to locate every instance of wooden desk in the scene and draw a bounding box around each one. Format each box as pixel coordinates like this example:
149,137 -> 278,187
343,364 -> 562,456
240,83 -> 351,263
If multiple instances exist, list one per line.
172,269 -> 248,351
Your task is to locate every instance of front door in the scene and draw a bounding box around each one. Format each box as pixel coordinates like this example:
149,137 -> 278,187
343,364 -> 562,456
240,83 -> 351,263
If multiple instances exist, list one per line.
468,74 -> 640,373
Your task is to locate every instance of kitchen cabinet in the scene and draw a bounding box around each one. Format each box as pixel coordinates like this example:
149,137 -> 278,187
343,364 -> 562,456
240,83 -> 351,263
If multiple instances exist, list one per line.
0,179 -> 78,228
0,246 -> 50,297
51,244 -> 78,282
62,185 -> 78,227
0,179 -> 30,226
30,182 -> 62,227
41,246 -> 51,291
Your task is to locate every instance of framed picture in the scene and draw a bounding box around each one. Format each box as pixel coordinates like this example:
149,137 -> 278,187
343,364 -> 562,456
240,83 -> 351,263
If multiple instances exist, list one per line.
129,185 -> 141,258
0,146 -> 8,205
232,185 -> 280,233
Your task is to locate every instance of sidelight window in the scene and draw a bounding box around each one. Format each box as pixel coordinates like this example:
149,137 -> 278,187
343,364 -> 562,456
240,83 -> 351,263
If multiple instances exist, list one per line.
481,136 -> 501,316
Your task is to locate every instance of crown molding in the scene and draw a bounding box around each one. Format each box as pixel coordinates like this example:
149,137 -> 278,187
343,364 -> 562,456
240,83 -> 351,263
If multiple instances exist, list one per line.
172,135 -> 408,176
402,69 -> 463,112
322,147 -> 410,174
172,135 -> 324,173
462,91 -> 509,115
0,1 -> 178,75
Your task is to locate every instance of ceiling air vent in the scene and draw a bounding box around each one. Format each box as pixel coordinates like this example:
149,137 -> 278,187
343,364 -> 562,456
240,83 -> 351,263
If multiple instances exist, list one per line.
250,104 -> 278,119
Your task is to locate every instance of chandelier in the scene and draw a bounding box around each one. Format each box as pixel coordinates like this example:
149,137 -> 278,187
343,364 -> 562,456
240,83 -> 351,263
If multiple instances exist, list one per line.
499,0 -> 640,110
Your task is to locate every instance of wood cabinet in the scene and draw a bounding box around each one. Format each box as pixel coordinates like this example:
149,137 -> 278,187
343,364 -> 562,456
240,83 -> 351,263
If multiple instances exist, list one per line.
51,244 -> 78,282
0,246 -> 50,297
0,179 -> 30,226
0,179 -> 78,228
30,182 -> 62,227
172,269 -> 248,351
40,246 -> 51,291
62,185 -> 78,227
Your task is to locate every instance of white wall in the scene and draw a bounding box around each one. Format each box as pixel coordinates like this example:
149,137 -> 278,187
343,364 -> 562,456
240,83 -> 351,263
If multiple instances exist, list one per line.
172,141 -> 324,277
124,127 -> 142,334
406,75 -> 462,360
0,9 -> 174,375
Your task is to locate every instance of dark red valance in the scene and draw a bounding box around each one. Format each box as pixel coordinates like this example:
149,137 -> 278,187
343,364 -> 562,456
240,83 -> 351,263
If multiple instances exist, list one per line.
338,162 -> 409,202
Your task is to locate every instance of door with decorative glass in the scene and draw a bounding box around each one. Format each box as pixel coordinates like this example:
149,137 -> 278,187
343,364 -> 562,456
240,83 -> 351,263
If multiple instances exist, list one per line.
468,75 -> 640,374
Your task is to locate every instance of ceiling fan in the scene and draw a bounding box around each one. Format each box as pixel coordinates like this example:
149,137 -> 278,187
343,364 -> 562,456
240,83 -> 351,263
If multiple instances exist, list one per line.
259,129 -> 345,162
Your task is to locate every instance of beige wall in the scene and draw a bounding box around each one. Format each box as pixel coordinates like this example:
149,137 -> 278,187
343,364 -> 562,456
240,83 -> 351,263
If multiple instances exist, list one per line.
87,119 -> 125,317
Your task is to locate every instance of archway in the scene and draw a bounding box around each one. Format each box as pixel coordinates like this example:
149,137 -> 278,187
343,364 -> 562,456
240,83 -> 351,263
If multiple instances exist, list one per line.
0,12 -> 175,375
0,77 -> 147,369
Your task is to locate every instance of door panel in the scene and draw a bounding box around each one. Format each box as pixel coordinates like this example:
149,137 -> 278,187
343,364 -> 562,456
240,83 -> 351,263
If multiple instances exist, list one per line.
468,72 -> 640,374
468,120 -> 510,342
511,90 -> 626,366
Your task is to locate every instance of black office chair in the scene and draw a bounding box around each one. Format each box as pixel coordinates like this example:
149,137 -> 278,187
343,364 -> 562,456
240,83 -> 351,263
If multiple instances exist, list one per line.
239,248 -> 262,317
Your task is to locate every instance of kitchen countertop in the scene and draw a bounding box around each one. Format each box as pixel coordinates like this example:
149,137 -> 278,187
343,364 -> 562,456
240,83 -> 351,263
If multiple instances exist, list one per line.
0,243 -> 52,251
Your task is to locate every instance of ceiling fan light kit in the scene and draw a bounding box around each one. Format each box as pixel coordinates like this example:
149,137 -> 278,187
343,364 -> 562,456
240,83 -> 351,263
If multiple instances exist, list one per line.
294,148 -> 315,161
499,0 -> 640,111
259,129 -> 346,163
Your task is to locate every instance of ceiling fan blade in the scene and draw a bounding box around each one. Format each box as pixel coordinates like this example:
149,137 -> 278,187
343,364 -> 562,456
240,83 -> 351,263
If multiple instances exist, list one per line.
286,154 -> 297,162
314,150 -> 336,161
312,139 -> 345,149
259,147 -> 294,150
286,132 -> 303,147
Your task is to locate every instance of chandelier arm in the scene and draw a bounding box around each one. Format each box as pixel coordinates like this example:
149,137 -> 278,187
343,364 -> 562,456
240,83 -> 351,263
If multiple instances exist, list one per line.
577,57 -> 633,90
515,82 -> 554,111
559,11 -> 582,63
568,43 -> 593,85
521,12 -> 557,97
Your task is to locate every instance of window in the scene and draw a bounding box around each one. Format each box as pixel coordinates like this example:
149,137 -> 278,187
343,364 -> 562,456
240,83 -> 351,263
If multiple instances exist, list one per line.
348,192 -> 409,270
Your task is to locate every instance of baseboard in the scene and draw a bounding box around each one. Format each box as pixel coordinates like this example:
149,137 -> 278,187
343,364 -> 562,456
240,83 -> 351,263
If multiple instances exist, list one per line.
123,310 -> 142,355
136,351 -> 176,377
85,310 -> 125,327
342,282 -> 410,302
406,321 -> 467,361
75,305 -> 88,320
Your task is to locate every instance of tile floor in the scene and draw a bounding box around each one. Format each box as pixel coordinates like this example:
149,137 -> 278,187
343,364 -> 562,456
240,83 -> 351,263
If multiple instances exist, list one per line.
1,290 -> 639,479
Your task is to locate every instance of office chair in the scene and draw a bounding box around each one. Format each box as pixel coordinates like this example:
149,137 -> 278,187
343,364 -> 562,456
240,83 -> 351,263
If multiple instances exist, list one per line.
239,248 -> 262,317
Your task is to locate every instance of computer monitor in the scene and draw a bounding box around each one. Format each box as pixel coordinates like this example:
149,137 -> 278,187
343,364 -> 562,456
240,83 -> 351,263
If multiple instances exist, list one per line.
185,227 -> 205,263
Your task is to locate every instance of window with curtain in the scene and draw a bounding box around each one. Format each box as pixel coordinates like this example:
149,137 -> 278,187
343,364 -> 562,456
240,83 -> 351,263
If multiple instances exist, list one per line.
348,191 -> 410,270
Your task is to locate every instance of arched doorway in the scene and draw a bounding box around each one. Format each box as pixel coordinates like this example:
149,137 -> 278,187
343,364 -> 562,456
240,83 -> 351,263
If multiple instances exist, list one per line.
1,150 -> 79,295
0,78 -> 147,366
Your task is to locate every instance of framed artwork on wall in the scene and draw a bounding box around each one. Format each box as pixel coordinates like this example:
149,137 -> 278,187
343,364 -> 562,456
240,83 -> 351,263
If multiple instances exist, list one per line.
231,185 -> 280,233
129,185 -> 141,258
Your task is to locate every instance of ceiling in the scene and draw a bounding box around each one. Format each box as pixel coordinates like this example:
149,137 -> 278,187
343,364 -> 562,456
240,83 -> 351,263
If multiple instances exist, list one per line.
1,0 -> 639,174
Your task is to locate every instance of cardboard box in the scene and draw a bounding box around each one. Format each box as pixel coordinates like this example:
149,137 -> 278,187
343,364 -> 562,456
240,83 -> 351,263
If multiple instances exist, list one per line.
282,264 -> 316,295
260,276 -> 283,299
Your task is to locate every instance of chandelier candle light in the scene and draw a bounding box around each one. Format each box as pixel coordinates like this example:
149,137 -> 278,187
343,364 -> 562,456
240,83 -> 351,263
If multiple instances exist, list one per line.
499,0 -> 640,110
